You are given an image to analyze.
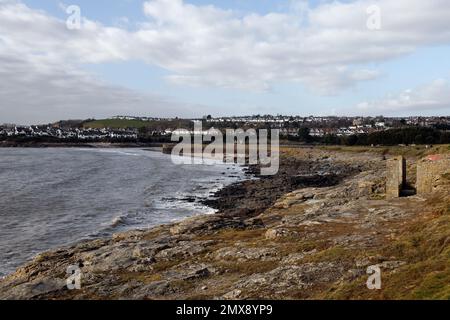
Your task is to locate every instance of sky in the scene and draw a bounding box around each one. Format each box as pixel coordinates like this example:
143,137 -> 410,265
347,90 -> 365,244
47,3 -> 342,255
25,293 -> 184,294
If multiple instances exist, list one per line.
1,0 -> 450,124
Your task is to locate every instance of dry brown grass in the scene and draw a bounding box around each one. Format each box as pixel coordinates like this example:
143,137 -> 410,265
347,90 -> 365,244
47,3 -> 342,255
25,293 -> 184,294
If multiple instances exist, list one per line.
317,144 -> 450,159
119,271 -> 163,284
198,228 -> 266,242
317,199 -> 450,300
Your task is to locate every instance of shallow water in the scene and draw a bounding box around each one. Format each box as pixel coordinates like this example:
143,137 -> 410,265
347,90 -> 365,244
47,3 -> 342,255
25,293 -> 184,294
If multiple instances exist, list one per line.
0,148 -> 245,276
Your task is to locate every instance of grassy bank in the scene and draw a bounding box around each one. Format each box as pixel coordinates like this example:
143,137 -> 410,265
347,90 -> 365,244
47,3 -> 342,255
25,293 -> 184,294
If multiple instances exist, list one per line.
83,119 -> 194,130
83,119 -> 151,129
320,193 -> 450,300
318,144 -> 450,158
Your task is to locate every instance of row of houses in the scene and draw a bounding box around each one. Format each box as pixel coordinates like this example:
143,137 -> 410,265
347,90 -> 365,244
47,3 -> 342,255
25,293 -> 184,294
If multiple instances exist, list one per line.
164,125 -> 384,138
206,115 -> 450,127
0,126 -> 138,140
3,115 -> 448,140
309,125 -> 385,137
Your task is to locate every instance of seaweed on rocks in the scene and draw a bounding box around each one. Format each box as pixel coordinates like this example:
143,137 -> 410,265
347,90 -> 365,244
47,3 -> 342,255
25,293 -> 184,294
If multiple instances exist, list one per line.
202,157 -> 360,219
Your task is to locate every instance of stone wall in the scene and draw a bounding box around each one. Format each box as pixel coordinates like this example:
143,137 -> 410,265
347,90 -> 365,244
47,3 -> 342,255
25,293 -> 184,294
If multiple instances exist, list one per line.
386,156 -> 406,199
416,154 -> 450,194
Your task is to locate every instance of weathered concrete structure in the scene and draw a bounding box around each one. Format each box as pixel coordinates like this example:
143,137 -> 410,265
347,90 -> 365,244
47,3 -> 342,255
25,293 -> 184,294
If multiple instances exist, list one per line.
386,156 -> 406,199
416,154 -> 450,194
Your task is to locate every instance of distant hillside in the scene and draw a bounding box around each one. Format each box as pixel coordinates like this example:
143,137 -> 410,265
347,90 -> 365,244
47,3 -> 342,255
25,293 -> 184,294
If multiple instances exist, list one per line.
54,119 -> 85,129
83,119 -> 195,130
83,119 -> 150,129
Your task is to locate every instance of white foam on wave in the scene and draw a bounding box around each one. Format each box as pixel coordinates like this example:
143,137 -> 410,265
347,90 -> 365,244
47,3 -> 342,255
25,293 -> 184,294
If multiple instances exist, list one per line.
75,148 -> 142,157
98,149 -> 142,157
99,214 -> 128,230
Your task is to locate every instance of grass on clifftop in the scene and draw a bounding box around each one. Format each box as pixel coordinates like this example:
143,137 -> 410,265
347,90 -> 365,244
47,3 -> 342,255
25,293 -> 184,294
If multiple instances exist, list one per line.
83,118 -> 194,129
319,194 -> 450,300
318,144 -> 450,159
83,119 -> 150,129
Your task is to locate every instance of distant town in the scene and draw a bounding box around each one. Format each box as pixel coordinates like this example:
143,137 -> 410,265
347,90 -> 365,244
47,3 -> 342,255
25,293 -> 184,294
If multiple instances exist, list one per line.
1,115 -> 450,146
0,123 -> 139,141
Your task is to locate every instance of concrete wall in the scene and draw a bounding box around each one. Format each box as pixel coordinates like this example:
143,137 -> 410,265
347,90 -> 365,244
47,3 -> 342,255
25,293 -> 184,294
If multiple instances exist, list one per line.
386,156 -> 406,199
416,154 -> 450,194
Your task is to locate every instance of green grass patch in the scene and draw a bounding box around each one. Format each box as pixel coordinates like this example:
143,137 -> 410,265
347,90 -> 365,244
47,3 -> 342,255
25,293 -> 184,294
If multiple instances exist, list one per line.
83,118 -> 194,129
83,119 -> 151,129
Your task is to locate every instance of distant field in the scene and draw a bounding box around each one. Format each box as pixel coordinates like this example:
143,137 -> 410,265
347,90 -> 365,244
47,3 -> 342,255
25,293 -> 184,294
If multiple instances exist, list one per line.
83,119 -> 195,130
83,119 -> 150,129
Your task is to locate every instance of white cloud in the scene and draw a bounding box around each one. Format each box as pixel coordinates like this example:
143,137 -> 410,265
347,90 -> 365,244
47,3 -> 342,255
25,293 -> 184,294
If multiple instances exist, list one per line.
2,0 -> 450,122
132,0 -> 450,92
356,79 -> 450,115
0,1 -> 210,124
5,0 -> 450,92
0,50 -> 208,124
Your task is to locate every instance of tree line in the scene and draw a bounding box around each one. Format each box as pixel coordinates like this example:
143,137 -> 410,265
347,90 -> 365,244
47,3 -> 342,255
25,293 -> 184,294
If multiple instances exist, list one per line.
290,127 -> 450,146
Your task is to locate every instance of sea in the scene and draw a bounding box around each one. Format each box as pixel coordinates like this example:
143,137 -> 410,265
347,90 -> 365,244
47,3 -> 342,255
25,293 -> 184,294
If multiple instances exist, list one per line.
0,148 -> 246,276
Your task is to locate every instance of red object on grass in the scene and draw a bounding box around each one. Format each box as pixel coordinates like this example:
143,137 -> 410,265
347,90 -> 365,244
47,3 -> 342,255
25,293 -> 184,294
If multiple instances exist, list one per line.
427,154 -> 442,161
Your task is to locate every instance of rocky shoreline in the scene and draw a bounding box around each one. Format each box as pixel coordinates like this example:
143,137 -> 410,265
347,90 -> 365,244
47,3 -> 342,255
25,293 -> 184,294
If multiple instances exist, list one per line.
1,147 -> 449,300
202,154 -> 361,219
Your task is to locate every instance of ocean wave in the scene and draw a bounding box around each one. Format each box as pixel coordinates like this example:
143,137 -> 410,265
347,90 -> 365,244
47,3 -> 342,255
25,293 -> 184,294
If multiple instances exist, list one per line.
76,148 -> 142,157
98,150 -> 142,157
97,214 -> 129,233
